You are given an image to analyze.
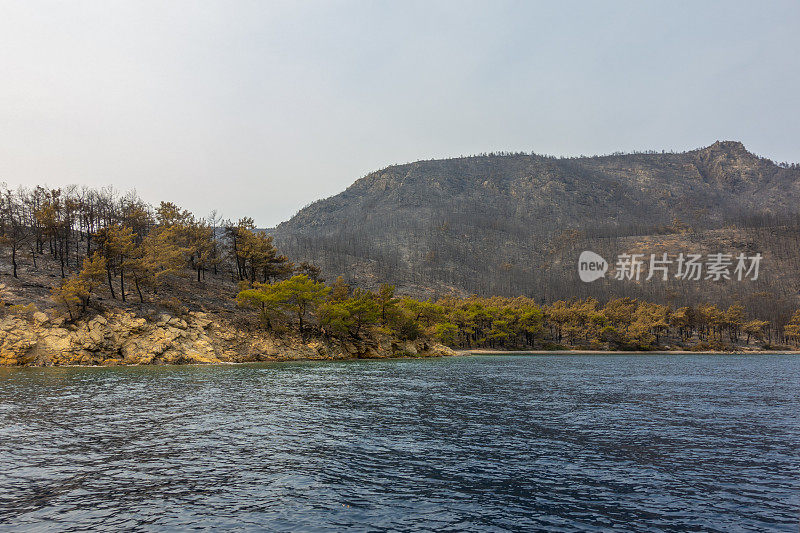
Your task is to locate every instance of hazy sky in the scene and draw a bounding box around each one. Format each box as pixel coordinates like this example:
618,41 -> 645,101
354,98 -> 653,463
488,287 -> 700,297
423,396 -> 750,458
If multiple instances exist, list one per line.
1,1 -> 799,226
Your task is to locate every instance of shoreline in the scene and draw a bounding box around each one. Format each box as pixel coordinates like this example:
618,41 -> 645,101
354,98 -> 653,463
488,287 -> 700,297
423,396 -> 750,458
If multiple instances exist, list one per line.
459,349 -> 800,355
2,305 -> 798,369
0,353 -> 446,369
0,309 -> 456,367
4,349 -> 800,371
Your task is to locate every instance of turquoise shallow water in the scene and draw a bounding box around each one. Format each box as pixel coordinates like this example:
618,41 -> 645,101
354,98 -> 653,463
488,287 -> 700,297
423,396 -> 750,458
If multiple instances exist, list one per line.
0,354 -> 799,532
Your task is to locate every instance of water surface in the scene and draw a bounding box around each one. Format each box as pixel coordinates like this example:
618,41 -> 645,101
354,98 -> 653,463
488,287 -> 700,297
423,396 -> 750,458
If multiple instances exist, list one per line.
1,354 -> 798,531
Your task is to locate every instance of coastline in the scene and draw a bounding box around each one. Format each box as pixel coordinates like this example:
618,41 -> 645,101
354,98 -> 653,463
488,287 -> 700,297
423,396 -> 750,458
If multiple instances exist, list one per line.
0,309 -> 455,367
5,348 -> 798,369
2,299 -> 798,368
459,349 -> 800,355
0,353 -> 451,370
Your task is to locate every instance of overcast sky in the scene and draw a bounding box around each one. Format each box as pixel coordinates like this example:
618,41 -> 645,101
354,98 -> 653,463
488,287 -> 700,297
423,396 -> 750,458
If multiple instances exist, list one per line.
1,1 -> 799,226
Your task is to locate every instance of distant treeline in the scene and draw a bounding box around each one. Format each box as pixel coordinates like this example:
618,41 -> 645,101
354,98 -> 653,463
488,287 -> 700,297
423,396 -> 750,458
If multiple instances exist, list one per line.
238,278 -> 800,349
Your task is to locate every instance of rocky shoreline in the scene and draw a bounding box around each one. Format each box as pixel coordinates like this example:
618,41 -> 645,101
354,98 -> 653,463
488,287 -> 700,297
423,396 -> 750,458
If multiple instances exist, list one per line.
459,349 -> 800,355
0,310 -> 456,367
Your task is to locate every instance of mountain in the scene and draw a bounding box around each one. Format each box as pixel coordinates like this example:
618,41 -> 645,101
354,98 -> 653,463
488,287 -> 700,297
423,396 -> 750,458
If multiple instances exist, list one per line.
273,141 -> 800,313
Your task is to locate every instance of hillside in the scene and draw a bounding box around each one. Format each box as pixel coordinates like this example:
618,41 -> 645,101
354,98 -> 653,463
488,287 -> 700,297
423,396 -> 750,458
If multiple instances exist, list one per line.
2,176 -> 799,366
274,141 -> 800,317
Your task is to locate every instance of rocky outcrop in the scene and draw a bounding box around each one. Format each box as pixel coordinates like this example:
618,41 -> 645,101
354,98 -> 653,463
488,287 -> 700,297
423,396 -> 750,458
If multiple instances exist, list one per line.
0,310 -> 455,367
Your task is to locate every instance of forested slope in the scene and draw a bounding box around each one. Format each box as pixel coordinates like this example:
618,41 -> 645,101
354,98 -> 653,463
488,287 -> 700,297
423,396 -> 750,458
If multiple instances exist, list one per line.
274,141 -> 800,321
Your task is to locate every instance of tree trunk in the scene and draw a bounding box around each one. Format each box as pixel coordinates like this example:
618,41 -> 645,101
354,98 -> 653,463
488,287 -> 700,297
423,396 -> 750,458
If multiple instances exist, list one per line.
120,268 -> 126,302
107,267 -> 116,299
134,277 -> 143,303
59,241 -> 65,278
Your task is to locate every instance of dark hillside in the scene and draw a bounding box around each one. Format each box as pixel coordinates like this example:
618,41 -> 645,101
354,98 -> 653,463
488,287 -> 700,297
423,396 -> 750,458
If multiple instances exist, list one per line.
274,142 -> 800,314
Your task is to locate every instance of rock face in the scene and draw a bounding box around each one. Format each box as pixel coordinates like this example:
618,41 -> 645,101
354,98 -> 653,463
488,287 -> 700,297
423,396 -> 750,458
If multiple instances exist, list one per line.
0,310 -> 455,367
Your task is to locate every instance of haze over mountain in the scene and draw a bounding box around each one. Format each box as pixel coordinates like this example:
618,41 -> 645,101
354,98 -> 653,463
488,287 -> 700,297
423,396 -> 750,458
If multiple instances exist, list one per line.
274,141 -> 800,317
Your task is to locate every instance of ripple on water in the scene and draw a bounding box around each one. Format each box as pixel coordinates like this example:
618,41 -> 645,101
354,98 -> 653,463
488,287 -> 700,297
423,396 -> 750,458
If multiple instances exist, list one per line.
0,354 -> 799,532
